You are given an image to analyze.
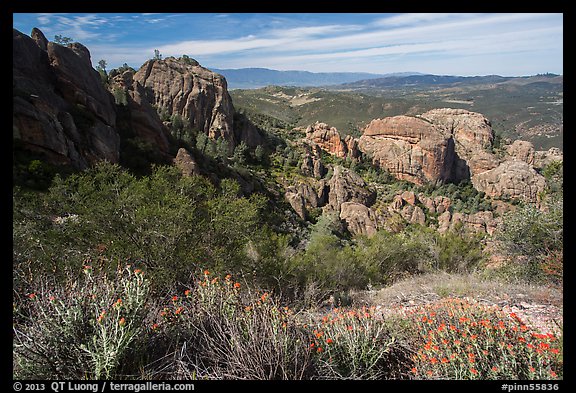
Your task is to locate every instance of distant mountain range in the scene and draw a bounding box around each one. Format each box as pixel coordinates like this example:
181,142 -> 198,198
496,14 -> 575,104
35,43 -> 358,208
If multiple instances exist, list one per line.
336,73 -> 563,89
212,67 -> 422,89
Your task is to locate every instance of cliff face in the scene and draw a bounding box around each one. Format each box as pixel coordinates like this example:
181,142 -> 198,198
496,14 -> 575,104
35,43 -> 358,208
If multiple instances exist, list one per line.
14,28 -> 267,170
358,115 -> 456,185
357,109 -> 546,203
13,28 -> 119,169
133,58 -> 237,145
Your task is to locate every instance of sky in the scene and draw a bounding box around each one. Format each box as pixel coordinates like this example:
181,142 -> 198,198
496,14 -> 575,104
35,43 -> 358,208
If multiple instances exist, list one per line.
12,13 -> 563,76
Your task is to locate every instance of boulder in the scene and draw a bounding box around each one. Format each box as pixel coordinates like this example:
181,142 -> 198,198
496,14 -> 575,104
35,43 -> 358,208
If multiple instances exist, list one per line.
340,202 -> 379,237
174,148 -> 200,177
400,205 -> 426,225
285,192 -> 307,220
472,159 -> 546,203
506,140 -> 535,165
327,166 -> 376,211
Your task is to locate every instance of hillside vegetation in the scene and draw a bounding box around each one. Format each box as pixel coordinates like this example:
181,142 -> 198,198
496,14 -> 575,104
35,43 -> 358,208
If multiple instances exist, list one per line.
231,75 -> 563,150
13,28 -> 563,381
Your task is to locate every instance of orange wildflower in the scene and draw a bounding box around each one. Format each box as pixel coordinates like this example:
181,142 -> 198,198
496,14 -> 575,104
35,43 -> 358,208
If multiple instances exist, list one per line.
470,368 -> 478,375
317,347 -> 323,353
550,370 -> 557,378
430,357 -> 439,364
119,317 -> 126,327
411,367 -> 418,374
234,282 -> 241,289
550,348 -> 560,354
114,298 -> 122,308
151,323 -> 159,331
184,289 -> 191,297
492,366 -> 498,372
441,357 -> 449,364
175,307 -> 184,315
539,342 -> 550,350
28,293 -> 37,300
529,367 -> 536,373
204,270 -> 210,276
326,338 -> 333,344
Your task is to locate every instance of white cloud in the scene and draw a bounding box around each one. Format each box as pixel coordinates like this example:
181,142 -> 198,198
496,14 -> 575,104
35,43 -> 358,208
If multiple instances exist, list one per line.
26,13 -> 560,76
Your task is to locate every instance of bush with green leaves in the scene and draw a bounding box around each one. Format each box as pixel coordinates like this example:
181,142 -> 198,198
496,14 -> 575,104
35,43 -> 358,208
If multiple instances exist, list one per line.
13,265 -> 149,379
13,162 -> 268,291
494,196 -> 563,284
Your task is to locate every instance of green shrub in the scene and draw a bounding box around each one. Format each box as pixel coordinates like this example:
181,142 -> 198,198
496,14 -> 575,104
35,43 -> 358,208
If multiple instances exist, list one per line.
13,265 -> 149,379
13,162 -> 268,292
143,271 -> 315,379
310,306 -> 411,379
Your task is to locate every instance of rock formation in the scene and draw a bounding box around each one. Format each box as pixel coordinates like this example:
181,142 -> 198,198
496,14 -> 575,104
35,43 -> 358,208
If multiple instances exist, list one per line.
305,122 -> 360,160
420,108 -> 496,177
110,70 -> 172,155
506,140 -> 535,165
133,58 -> 236,144
327,166 -> 376,212
339,202 -> 379,237
534,147 -> 563,169
358,115 -> 456,185
471,159 -> 546,203
13,28 -> 119,169
174,147 -> 200,177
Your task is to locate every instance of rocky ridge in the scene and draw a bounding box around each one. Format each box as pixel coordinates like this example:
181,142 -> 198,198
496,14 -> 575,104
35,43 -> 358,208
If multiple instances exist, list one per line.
13,28 -> 265,171
13,28 -> 120,169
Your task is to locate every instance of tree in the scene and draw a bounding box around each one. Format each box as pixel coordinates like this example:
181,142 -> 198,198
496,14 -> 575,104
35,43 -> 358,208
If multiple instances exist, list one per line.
54,35 -> 73,45
254,145 -> 266,162
153,49 -> 162,60
96,59 -> 108,85
216,138 -> 231,162
196,132 -> 208,154
97,59 -> 108,73
233,141 -> 249,166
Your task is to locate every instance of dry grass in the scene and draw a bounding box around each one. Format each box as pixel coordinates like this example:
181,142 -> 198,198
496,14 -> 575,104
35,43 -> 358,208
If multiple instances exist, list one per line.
352,272 -> 563,308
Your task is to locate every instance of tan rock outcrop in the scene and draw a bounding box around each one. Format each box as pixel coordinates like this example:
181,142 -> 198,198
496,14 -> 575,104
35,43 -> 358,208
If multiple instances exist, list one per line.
174,148 -> 200,177
340,202 -> 379,236
506,140 -> 535,165
327,166 -> 376,211
305,122 -> 360,160
133,58 -> 236,145
472,159 -> 546,203
358,109 -> 500,185
358,116 -> 455,185
534,147 -> 563,169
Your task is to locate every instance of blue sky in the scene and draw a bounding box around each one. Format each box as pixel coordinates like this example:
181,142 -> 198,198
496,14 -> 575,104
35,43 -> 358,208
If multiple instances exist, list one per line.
13,13 -> 563,76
